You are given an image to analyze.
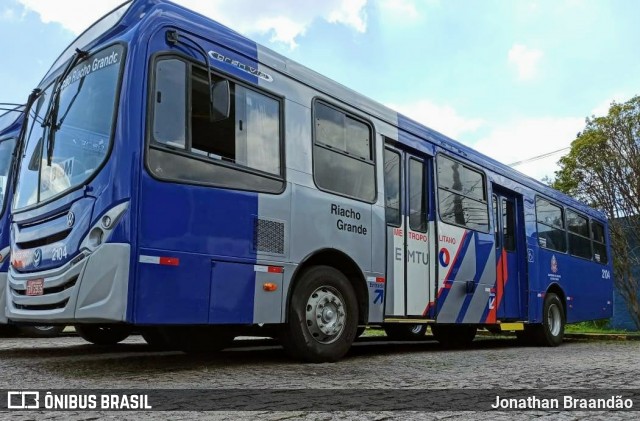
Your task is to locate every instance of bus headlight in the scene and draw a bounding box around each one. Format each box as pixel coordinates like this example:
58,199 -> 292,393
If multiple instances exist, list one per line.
80,201 -> 129,252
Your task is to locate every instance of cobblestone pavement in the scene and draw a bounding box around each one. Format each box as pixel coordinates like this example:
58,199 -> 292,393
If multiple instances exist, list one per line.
0,334 -> 638,420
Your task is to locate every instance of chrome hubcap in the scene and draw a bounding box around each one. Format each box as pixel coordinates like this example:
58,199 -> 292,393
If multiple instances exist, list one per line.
410,325 -> 423,335
306,286 -> 346,344
547,304 -> 562,336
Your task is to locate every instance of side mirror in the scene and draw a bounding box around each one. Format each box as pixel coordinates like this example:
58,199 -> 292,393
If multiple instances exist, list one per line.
211,80 -> 230,122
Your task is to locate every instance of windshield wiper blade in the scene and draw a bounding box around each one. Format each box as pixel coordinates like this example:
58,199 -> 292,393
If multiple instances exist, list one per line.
43,48 -> 89,166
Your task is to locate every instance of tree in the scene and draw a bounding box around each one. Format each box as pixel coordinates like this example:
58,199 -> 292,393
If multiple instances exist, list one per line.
552,95 -> 640,329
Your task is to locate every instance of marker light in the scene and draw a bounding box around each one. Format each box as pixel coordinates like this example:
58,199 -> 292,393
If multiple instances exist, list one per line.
263,283 -> 278,292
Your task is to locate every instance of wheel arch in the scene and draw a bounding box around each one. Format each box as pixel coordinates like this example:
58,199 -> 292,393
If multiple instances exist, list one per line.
287,248 -> 369,325
546,283 -> 567,317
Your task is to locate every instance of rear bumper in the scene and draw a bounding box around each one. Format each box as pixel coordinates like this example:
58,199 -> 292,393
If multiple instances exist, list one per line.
6,243 -> 130,324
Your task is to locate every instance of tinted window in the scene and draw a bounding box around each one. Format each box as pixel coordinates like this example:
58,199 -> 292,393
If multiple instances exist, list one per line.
437,156 -> 485,201
536,198 -> 566,252
314,101 -> 375,202
503,198 -> 516,252
437,155 -> 488,232
567,210 -> 589,237
409,158 -> 426,232
439,190 -> 489,232
315,102 -> 371,160
536,198 -> 564,228
592,221 -> 608,264
0,138 -> 17,211
384,148 -> 401,226
150,59 -> 283,193
153,59 -> 186,147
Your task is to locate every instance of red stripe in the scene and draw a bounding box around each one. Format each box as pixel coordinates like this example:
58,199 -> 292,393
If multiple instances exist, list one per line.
159,257 -> 180,266
444,231 -> 469,281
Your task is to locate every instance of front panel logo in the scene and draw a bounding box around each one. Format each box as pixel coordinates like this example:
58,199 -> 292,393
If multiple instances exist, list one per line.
551,255 -> 558,274
67,212 -> 75,227
32,249 -> 42,268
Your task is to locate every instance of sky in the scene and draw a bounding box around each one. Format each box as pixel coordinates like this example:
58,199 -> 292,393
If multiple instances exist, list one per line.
1,0 -> 639,182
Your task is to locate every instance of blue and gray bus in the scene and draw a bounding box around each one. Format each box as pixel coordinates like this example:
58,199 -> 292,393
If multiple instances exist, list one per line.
0,105 -> 65,338
7,0 -> 612,361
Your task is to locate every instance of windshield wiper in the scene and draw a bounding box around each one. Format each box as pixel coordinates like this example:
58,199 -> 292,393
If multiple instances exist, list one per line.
42,48 -> 89,166
10,89 -> 40,193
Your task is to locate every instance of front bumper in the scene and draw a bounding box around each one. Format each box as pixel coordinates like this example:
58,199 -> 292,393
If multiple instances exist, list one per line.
0,273 -> 7,324
6,243 -> 130,324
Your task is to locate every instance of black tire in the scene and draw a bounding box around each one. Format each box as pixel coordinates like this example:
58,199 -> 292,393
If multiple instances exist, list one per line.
19,325 -> 66,338
159,326 -> 235,353
0,325 -> 19,337
141,327 -> 175,350
384,324 -> 427,340
431,324 -> 477,348
75,325 -> 132,345
281,266 -> 358,363
532,293 -> 565,346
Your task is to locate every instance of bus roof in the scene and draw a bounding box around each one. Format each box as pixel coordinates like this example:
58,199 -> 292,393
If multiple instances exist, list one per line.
45,0 -> 606,221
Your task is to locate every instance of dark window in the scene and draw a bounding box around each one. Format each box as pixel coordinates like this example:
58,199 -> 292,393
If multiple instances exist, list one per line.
409,158 -> 427,232
313,101 -> 375,202
383,148 -> 401,226
437,155 -> 488,232
493,195 -> 499,247
591,221 -> 608,264
149,58 -> 283,193
536,198 -> 566,252
503,198 -> 516,252
567,210 -> 591,259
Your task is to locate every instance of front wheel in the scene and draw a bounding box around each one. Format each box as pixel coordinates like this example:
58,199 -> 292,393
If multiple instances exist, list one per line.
533,293 -> 565,346
384,324 -> 427,340
280,266 -> 358,363
75,325 -> 132,345
19,325 -> 66,338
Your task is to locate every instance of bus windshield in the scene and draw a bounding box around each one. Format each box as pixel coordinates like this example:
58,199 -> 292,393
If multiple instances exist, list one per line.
14,45 -> 124,210
0,137 -> 17,211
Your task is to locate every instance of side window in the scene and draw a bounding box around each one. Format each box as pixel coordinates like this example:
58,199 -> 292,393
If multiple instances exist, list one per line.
567,210 -> 591,259
383,148 -> 401,226
591,221 -> 608,264
149,57 -> 284,193
408,158 -> 427,232
313,101 -> 375,202
536,198 -> 567,252
502,198 -> 516,252
153,59 -> 187,147
437,155 -> 489,232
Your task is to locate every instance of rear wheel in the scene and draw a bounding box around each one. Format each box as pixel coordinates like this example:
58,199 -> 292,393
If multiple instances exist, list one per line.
384,324 -> 427,340
19,325 -> 66,338
281,266 -> 358,363
75,325 -> 132,345
431,324 -> 477,348
532,293 -> 565,346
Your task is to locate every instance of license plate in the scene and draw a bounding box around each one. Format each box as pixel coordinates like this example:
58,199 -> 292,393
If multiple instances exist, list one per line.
26,279 -> 44,296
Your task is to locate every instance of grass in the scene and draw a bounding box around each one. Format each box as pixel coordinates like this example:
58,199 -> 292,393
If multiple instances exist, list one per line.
565,320 -> 637,335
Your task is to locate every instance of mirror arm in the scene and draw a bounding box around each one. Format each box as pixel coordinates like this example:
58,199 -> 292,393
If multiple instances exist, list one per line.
166,30 -> 214,122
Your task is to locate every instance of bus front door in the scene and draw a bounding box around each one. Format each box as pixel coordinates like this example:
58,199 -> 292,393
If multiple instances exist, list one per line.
492,190 -> 526,320
383,144 -> 433,317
